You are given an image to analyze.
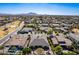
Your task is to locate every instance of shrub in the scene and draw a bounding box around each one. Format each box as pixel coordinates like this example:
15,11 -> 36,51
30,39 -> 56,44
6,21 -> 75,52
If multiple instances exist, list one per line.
54,45 -> 63,55
0,46 -> 4,50
22,47 -> 32,55
47,30 -> 52,35
63,51 -> 77,55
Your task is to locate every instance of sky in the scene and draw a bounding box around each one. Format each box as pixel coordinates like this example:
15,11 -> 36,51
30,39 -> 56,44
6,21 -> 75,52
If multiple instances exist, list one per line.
0,3 -> 79,15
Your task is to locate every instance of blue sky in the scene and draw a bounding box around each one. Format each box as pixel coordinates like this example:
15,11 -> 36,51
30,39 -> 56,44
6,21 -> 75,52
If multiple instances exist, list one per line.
0,3 -> 79,15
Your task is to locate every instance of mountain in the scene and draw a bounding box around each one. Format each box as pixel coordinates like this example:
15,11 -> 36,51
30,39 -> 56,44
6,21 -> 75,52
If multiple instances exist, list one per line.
0,12 -> 38,16
26,12 -> 38,15
16,12 -> 39,16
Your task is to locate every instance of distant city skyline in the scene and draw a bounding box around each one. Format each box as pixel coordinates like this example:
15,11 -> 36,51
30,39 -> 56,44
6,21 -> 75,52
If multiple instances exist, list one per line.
0,3 -> 79,15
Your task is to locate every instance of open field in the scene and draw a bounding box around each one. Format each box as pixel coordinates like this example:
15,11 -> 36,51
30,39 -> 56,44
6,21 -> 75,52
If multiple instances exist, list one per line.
0,20 -> 21,39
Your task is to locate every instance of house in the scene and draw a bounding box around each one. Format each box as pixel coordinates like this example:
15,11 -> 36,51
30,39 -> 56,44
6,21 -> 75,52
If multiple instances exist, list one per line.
65,38 -> 72,46
39,27 -> 49,32
52,24 -> 60,27
55,27 -> 68,33
39,27 -> 52,32
29,34 -> 49,49
56,33 -> 72,48
39,24 -> 49,27
4,34 -> 28,47
68,32 -> 79,46
51,37 -> 59,46
19,28 -> 33,34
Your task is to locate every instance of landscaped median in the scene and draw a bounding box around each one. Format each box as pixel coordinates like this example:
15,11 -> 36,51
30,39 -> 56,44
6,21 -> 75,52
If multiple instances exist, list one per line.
47,37 -> 54,54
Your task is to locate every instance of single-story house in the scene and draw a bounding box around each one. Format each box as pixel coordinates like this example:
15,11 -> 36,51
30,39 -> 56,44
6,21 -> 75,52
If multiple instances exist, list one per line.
4,34 -> 28,47
29,34 -> 49,49
19,28 -> 33,34
68,32 -> 79,46
56,33 -> 72,47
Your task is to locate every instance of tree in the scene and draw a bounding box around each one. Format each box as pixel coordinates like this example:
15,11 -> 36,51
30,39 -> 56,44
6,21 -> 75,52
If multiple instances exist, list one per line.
54,45 -> 63,55
0,46 -> 4,50
27,24 -> 34,28
47,30 -> 52,35
50,45 -> 54,51
55,31 -> 59,36
22,48 -> 32,55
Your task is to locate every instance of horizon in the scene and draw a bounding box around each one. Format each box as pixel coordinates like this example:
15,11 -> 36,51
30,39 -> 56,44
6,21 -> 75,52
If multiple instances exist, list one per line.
0,3 -> 79,15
